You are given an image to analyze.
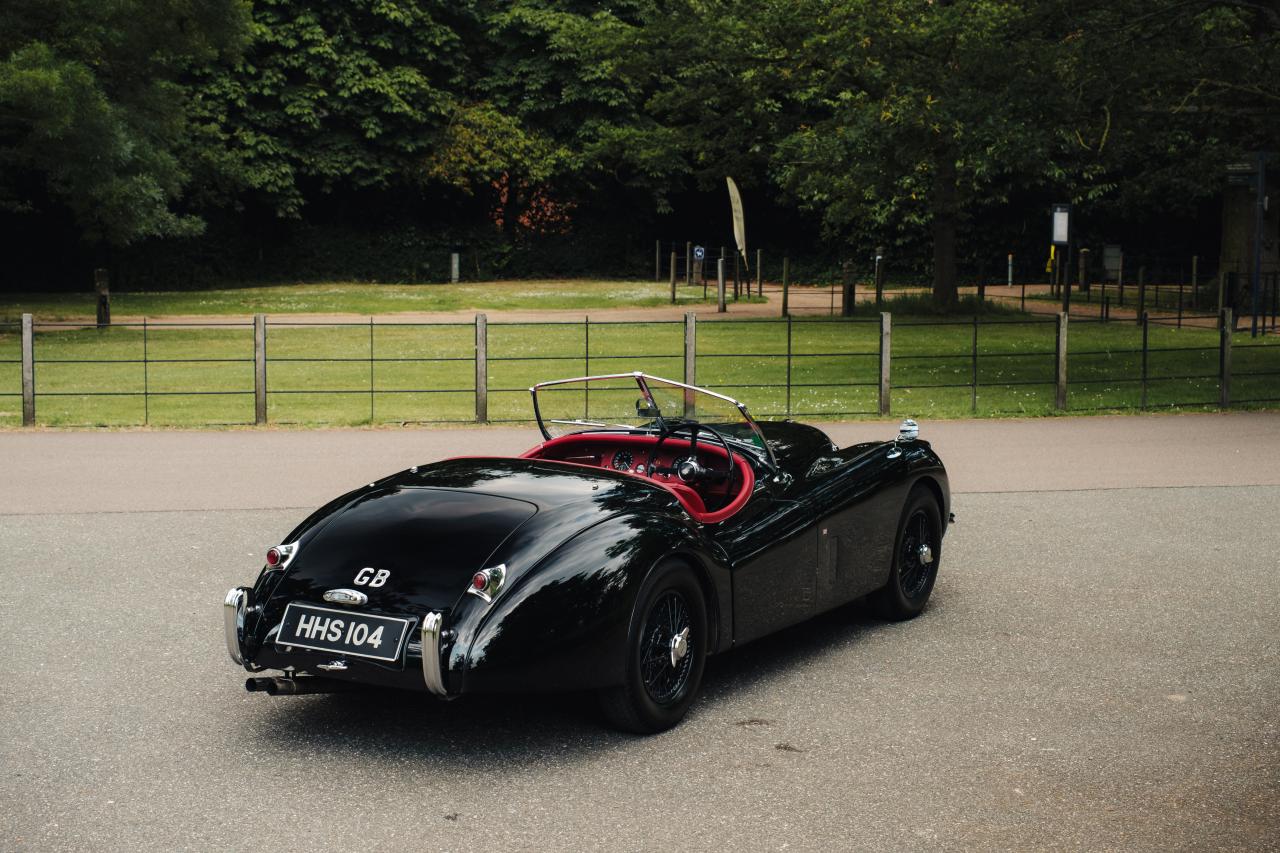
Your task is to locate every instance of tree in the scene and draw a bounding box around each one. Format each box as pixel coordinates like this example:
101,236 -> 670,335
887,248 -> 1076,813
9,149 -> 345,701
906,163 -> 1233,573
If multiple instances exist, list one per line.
0,0 -> 250,247
188,0 -> 470,219
765,1 -> 1069,305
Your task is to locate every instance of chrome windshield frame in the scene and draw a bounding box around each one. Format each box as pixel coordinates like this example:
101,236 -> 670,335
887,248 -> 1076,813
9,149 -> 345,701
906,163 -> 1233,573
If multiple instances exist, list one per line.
529,371 -> 777,469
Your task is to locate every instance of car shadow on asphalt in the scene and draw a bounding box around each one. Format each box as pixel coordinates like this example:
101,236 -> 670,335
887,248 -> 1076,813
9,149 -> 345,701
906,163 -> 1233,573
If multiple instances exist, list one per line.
239,599 -> 889,765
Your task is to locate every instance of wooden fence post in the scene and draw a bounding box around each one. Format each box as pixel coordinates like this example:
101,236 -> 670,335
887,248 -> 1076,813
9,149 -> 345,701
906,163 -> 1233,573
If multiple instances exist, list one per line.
756,248 -> 763,297
684,312 -> 697,418
841,260 -> 855,317
781,256 -> 790,317
717,259 -> 726,313
95,268 -> 111,327
669,251 -> 677,302
1055,312 -> 1068,410
971,313 -> 979,412
1220,308 -> 1232,407
655,240 -> 661,283
879,312 -> 891,415
1137,266 -> 1146,323
1118,253 -> 1125,306
475,313 -> 488,423
253,313 -> 267,425
686,242 -> 692,287
21,313 -> 34,426
1140,312 -> 1149,408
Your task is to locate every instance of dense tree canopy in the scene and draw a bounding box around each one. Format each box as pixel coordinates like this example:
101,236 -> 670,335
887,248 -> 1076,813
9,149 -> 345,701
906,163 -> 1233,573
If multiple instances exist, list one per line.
2,0 -> 1276,295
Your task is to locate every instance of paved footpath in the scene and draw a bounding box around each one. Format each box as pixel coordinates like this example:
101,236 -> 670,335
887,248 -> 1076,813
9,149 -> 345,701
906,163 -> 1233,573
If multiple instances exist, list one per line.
2,412 -> 1277,515
1,413 -> 1277,851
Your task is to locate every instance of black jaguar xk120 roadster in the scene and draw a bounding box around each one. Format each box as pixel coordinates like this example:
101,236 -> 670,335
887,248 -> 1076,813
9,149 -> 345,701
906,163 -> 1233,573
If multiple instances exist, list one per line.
225,372 -> 950,732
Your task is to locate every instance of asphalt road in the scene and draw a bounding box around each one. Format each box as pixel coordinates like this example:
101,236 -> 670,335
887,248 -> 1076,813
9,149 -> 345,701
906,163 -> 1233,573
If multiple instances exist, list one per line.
1,414 -> 1277,851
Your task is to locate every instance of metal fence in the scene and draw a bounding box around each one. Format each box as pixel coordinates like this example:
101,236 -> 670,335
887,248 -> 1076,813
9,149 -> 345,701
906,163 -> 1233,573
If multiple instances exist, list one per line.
4,310 -> 1277,427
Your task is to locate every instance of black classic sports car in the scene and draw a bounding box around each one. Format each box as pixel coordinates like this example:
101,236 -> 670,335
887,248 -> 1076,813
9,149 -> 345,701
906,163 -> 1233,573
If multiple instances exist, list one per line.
225,372 -> 950,732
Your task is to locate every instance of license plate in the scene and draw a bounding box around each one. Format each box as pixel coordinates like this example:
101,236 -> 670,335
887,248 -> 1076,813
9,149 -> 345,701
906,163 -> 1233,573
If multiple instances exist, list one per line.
276,602 -> 411,663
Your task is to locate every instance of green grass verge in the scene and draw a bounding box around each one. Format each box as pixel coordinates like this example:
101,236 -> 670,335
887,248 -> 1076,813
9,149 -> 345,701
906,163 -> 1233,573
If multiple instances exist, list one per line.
0,280 -> 764,321
1,313 -> 1276,428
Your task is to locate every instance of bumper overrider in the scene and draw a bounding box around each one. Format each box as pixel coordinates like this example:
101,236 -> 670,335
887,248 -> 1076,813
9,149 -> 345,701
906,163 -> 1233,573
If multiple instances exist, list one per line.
223,585 -> 450,697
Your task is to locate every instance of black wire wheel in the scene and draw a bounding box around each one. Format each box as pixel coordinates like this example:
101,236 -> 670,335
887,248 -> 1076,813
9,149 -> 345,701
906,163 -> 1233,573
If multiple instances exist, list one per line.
639,591 -> 694,705
872,486 -> 943,621
599,560 -> 707,734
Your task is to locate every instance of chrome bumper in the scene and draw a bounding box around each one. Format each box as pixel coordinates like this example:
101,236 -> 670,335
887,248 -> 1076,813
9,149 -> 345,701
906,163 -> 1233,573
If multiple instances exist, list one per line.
224,586 -> 252,666
420,611 -> 448,697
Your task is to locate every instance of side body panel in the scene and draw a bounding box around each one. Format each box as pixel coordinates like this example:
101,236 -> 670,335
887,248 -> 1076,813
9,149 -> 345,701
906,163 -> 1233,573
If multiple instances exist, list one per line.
714,486 -> 818,644
805,440 -> 951,613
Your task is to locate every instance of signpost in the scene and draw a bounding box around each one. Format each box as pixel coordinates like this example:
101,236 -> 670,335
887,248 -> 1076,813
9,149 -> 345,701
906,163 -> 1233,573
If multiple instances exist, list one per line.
1052,204 -> 1071,312
1225,152 -> 1274,337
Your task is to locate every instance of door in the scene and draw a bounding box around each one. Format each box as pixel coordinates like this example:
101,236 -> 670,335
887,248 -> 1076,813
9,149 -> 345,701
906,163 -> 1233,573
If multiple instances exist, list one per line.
715,481 -> 818,644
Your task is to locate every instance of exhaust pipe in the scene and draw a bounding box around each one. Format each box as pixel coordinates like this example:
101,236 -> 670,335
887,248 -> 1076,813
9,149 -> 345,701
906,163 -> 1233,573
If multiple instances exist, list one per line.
244,676 -> 357,696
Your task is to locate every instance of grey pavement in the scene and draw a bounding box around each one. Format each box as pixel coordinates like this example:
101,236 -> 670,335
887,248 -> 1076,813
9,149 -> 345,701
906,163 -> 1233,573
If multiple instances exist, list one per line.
1,414 -> 1278,851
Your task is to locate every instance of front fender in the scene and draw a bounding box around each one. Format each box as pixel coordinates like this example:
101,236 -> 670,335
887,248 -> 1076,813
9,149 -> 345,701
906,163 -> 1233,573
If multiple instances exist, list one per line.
450,511 -> 721,694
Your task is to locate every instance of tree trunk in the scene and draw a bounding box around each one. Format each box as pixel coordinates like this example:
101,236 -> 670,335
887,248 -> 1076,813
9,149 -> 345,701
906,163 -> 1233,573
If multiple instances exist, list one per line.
931,152 -> 959,309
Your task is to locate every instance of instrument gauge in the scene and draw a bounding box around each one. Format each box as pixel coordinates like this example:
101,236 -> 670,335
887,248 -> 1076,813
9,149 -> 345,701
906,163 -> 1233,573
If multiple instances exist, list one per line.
611,450 -> 634,471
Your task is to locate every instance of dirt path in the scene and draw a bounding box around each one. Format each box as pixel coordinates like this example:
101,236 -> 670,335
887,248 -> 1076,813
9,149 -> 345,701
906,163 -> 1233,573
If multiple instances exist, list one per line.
23,281 -> 1257,331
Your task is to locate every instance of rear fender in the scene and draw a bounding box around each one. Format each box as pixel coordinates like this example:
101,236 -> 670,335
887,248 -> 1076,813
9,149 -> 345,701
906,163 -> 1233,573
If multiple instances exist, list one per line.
451,512 -> 723,694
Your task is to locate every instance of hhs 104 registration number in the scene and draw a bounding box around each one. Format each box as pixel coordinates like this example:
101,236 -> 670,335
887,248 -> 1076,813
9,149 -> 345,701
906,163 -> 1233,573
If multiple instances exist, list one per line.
276,602 -> 410,663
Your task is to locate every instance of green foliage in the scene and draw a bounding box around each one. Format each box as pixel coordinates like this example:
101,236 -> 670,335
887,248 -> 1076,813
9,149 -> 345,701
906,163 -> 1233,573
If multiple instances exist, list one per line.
189,0 -> 467,216
2,0 -> 1277,292
0,0 -> 250,245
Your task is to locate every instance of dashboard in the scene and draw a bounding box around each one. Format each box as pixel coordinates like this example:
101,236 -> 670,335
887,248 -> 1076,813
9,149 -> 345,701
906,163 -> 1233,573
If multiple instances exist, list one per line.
532,435 -> 734,501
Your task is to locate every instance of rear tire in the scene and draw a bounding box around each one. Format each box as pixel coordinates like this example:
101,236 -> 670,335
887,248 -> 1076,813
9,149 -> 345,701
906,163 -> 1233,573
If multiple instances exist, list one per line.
872,487 -> 942,621
599,560 -> 707,734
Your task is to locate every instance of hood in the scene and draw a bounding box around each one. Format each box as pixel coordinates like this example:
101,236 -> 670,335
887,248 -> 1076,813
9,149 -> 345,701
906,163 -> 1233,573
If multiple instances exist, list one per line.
274,485 -> 537,613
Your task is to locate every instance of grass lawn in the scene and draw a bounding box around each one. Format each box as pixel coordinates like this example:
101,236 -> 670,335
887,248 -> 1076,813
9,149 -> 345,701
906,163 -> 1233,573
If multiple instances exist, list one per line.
1,313 -> 1276,428
0,280 -> 763,321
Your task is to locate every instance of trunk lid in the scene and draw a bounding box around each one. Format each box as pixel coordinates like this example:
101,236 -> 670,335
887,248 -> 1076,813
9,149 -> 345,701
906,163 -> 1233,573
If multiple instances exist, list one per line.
274,486 -> 537,613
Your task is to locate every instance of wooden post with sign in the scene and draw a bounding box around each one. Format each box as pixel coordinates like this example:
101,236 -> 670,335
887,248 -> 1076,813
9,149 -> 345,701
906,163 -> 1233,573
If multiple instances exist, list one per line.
874,247 -> 885,307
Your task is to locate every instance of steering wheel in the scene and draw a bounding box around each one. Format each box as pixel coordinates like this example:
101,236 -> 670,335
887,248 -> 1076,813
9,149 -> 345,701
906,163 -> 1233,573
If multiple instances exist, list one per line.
644,423 -> 736,493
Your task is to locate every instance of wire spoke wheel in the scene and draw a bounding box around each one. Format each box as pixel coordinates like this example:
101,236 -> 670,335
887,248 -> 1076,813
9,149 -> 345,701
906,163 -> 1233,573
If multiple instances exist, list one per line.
897,509 -> 934,600
599,561 -> 707,733
872,488 -> 943,622
639,590 -> 693,706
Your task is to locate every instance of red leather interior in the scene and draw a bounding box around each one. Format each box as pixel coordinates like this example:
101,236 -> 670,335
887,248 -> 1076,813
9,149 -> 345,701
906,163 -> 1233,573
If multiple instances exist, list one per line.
521,433 -> 755,524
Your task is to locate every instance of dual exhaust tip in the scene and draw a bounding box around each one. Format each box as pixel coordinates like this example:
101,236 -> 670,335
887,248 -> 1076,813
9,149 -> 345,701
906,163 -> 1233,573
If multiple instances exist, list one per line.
245,676 -> 355,696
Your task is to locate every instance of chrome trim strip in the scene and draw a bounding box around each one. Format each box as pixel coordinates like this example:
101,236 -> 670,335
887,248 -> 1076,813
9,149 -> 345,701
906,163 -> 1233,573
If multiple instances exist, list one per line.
420,611 -> 448,697
223,586 -> 251,666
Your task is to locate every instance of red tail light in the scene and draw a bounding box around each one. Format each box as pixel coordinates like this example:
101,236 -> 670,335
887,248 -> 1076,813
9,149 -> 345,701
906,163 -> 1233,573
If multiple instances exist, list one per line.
266,547 -> 282,567
471,572 -> 488,590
